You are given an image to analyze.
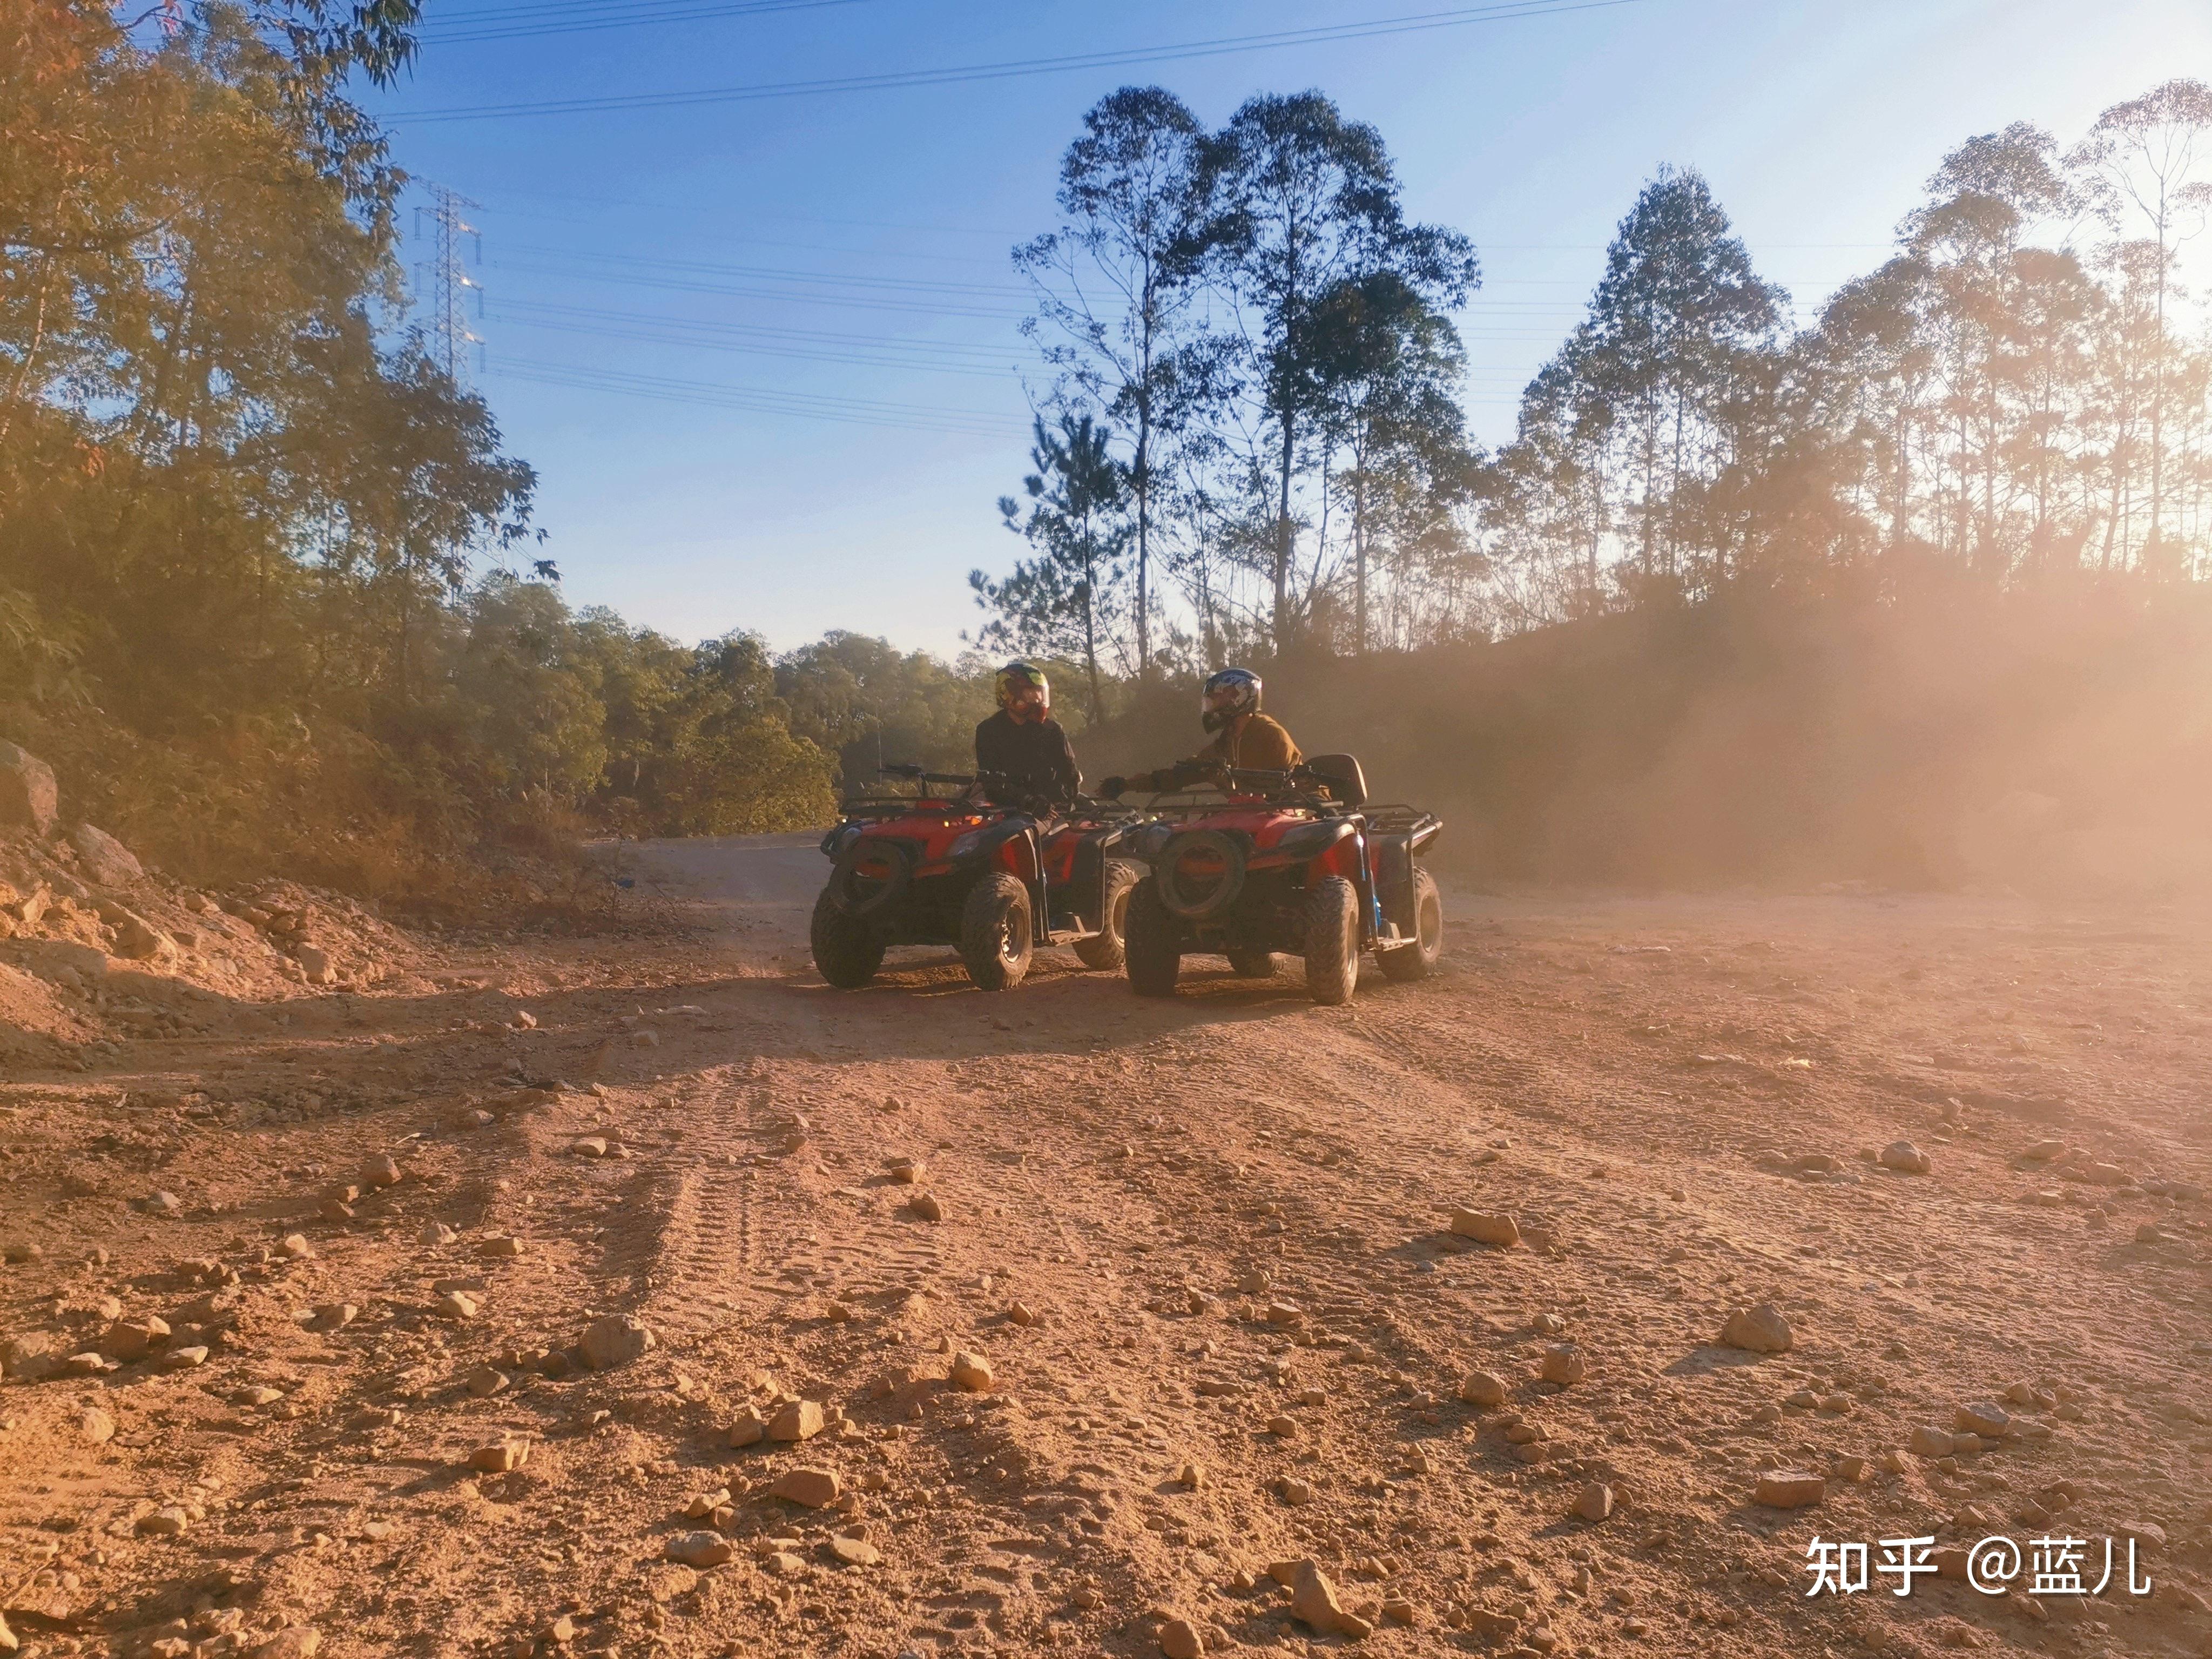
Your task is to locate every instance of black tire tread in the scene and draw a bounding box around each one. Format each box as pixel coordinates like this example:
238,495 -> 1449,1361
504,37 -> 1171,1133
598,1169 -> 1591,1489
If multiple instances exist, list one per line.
1378,867 -> 1443,983
1073,858 -> 1142,971
1123,876 -> 1183,997
1303,875 -> 1360,1006
811,887 -> 886,988
959,872 -> 1034,991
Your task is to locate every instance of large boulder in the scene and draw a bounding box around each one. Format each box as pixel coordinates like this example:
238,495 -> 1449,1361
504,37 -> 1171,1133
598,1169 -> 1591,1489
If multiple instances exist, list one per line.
71,822 -> 144,886
0,741 -> 58,835
111,909 -> 174,962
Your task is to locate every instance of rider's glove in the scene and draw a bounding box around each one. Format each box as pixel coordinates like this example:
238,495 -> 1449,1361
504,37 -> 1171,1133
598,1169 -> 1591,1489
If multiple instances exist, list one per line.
1169,760 -> 1210,788
1098,775 -> 1127,800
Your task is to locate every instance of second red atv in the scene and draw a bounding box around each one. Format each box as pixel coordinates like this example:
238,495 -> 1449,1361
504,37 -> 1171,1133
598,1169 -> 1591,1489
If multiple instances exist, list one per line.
810,765 -> 1145,991
1116,754 -> 1442,1005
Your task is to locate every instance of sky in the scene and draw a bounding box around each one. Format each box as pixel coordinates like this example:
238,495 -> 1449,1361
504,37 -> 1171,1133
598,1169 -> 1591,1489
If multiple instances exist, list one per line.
366,0 -> 2209,658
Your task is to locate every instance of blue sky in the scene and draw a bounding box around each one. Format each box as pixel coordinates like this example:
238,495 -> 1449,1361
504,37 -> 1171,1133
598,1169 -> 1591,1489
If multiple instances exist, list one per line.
369,0 -> 2207,657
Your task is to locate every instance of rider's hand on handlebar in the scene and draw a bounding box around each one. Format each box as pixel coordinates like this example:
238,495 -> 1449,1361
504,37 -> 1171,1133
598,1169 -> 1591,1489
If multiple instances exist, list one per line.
1098,775 -> 1127,800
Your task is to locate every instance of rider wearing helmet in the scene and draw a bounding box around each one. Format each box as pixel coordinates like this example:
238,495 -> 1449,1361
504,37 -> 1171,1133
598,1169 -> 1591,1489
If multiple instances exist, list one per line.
974,660 -> 1081,808
1099,667 -> 1301,797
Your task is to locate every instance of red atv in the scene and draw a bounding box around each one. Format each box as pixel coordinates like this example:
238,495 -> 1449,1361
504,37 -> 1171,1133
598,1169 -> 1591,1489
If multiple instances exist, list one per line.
1118,754 -> 1442,1005
810,765 -> 1145,992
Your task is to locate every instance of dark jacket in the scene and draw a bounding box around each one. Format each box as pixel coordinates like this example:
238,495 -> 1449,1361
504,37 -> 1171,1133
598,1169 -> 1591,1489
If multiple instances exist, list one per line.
974,710 -> 1080,807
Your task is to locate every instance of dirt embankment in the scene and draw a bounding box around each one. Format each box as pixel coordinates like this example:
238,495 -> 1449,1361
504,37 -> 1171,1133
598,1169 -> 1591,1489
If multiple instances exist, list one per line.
1,833 -> 2209,1659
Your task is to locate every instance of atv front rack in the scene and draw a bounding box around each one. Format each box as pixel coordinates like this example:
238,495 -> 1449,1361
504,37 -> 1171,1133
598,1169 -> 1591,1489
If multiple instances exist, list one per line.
846,763 -> 1143,824
834,793 -> 987,822
1139,767 -> 1352,817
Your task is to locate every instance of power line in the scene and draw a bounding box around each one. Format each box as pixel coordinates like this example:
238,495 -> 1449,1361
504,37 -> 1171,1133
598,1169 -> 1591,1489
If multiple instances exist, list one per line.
485,356 -> 1024,436
490,312 -> 1020,379
501,241 -> 1031,298
393,0 -> 1652,123
489,298 -> 1025,371
493,306 -> 1550,384
417,0 -> 873,46
491,257 -> 1029,320
428,0 -> 849,22
494,298 -> 1019,357
498,247 -> 1598,315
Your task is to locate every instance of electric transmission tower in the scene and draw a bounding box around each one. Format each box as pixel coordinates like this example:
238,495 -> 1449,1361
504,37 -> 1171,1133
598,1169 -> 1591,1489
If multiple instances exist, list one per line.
416,183 -> 483,388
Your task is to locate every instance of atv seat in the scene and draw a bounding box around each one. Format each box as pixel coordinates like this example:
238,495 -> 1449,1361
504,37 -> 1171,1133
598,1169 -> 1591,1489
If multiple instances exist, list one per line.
1303,753 -> 1367,808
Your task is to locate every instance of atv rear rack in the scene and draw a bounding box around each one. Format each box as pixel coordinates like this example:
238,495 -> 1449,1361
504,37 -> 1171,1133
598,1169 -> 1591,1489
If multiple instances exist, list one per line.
1361,803 -> 1441,837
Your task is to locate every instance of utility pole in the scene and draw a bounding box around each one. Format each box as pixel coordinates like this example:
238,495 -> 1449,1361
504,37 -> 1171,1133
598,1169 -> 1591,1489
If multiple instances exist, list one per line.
416,183 -> 483,388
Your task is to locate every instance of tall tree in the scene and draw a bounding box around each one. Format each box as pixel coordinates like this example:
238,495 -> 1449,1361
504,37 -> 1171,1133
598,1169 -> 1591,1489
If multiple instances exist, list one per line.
1195,91 -> 1479,646
1016,86 -> 1207,682
1304,270 -> 1478,652
973,412 -> 1131,721
2070,80 -> 2212,561
1575,166 -> 1789,593
1900,123 -> 2073,571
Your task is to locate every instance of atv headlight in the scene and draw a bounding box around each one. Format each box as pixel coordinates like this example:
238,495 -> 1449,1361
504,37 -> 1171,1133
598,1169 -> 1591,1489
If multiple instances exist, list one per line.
948,830 -> 986,860
1276,821 -> 1349,858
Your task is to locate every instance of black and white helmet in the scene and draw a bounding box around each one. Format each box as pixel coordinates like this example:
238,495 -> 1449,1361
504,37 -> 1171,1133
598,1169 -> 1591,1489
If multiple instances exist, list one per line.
1201,666 -> 1261,733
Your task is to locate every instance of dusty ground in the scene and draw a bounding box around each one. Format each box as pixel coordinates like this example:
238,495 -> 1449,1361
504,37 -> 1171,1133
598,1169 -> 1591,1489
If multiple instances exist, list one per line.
2,835 -> 2210,1659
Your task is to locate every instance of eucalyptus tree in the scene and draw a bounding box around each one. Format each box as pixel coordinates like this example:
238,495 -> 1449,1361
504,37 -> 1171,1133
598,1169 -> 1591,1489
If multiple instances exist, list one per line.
1194,91 -> 1479,646
1015,86 -> 1208,680
1303,270 -> 1478,652
2069,79 -> 2212,561
1574,166 -> 1789,592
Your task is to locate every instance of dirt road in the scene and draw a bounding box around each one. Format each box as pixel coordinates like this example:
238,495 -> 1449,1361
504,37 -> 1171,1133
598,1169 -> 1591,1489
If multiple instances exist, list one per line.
2,840 -> 2209,1659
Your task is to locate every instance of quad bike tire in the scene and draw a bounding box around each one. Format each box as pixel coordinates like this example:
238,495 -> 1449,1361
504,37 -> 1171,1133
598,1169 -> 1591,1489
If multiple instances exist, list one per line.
1122,875 -> 1183,997
1074,858 -> 1142,971
811,887 -> 886,988
1303,875 -> 1360,1007
960,873 -> 1035,991
1225,949 -> 1279,979
1378,867 -> 1443,983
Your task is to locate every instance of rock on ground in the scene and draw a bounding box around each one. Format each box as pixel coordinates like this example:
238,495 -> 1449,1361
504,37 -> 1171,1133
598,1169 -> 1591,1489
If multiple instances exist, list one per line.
1754,1470 -> 1825,1508
1448,1208 -> 1519,1247
667,1533 -> 734,1568
768,1399 -> 824,1441
71,822 -> 144,886
1287,1560 -> 1373,1640
0,741 -> 58,835
768,1468 -> 840,1508
949,1350 -> 994,1392
580,1313 -> 656,1370
1459,1370 -> 1509,1407
1719,1303 -> 1793,1353
1879,1139 -> 1932,1174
